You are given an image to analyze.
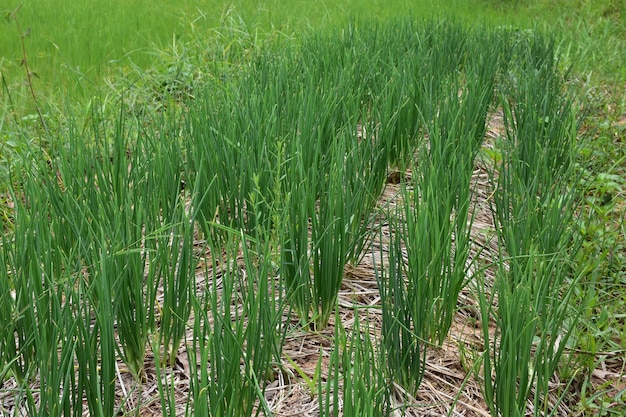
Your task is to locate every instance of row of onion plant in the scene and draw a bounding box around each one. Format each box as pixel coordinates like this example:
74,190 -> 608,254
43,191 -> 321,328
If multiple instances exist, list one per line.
479,33 -> 584,417
376,27 -> 505,394
0,107 -> 200,415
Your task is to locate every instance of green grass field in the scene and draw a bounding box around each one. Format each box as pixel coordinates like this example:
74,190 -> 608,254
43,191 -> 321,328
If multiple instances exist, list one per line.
2,0 -> 624,103
0,1 -> 624,416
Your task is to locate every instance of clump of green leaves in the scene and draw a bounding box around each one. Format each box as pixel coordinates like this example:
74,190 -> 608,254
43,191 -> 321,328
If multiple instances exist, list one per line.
479,32 -> 584,417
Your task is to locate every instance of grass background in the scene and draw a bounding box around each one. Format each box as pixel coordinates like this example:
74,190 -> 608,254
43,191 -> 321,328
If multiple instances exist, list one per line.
2,0 -> 625,103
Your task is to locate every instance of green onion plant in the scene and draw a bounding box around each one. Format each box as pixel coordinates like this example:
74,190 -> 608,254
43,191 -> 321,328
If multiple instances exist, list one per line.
189,229 -> 283,417
479,32 -> 583,417
341,309 -> 391,417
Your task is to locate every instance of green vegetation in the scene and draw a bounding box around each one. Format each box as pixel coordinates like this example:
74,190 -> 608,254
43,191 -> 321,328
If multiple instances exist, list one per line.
479,35 -> 583,416
0,0 -> 624,416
